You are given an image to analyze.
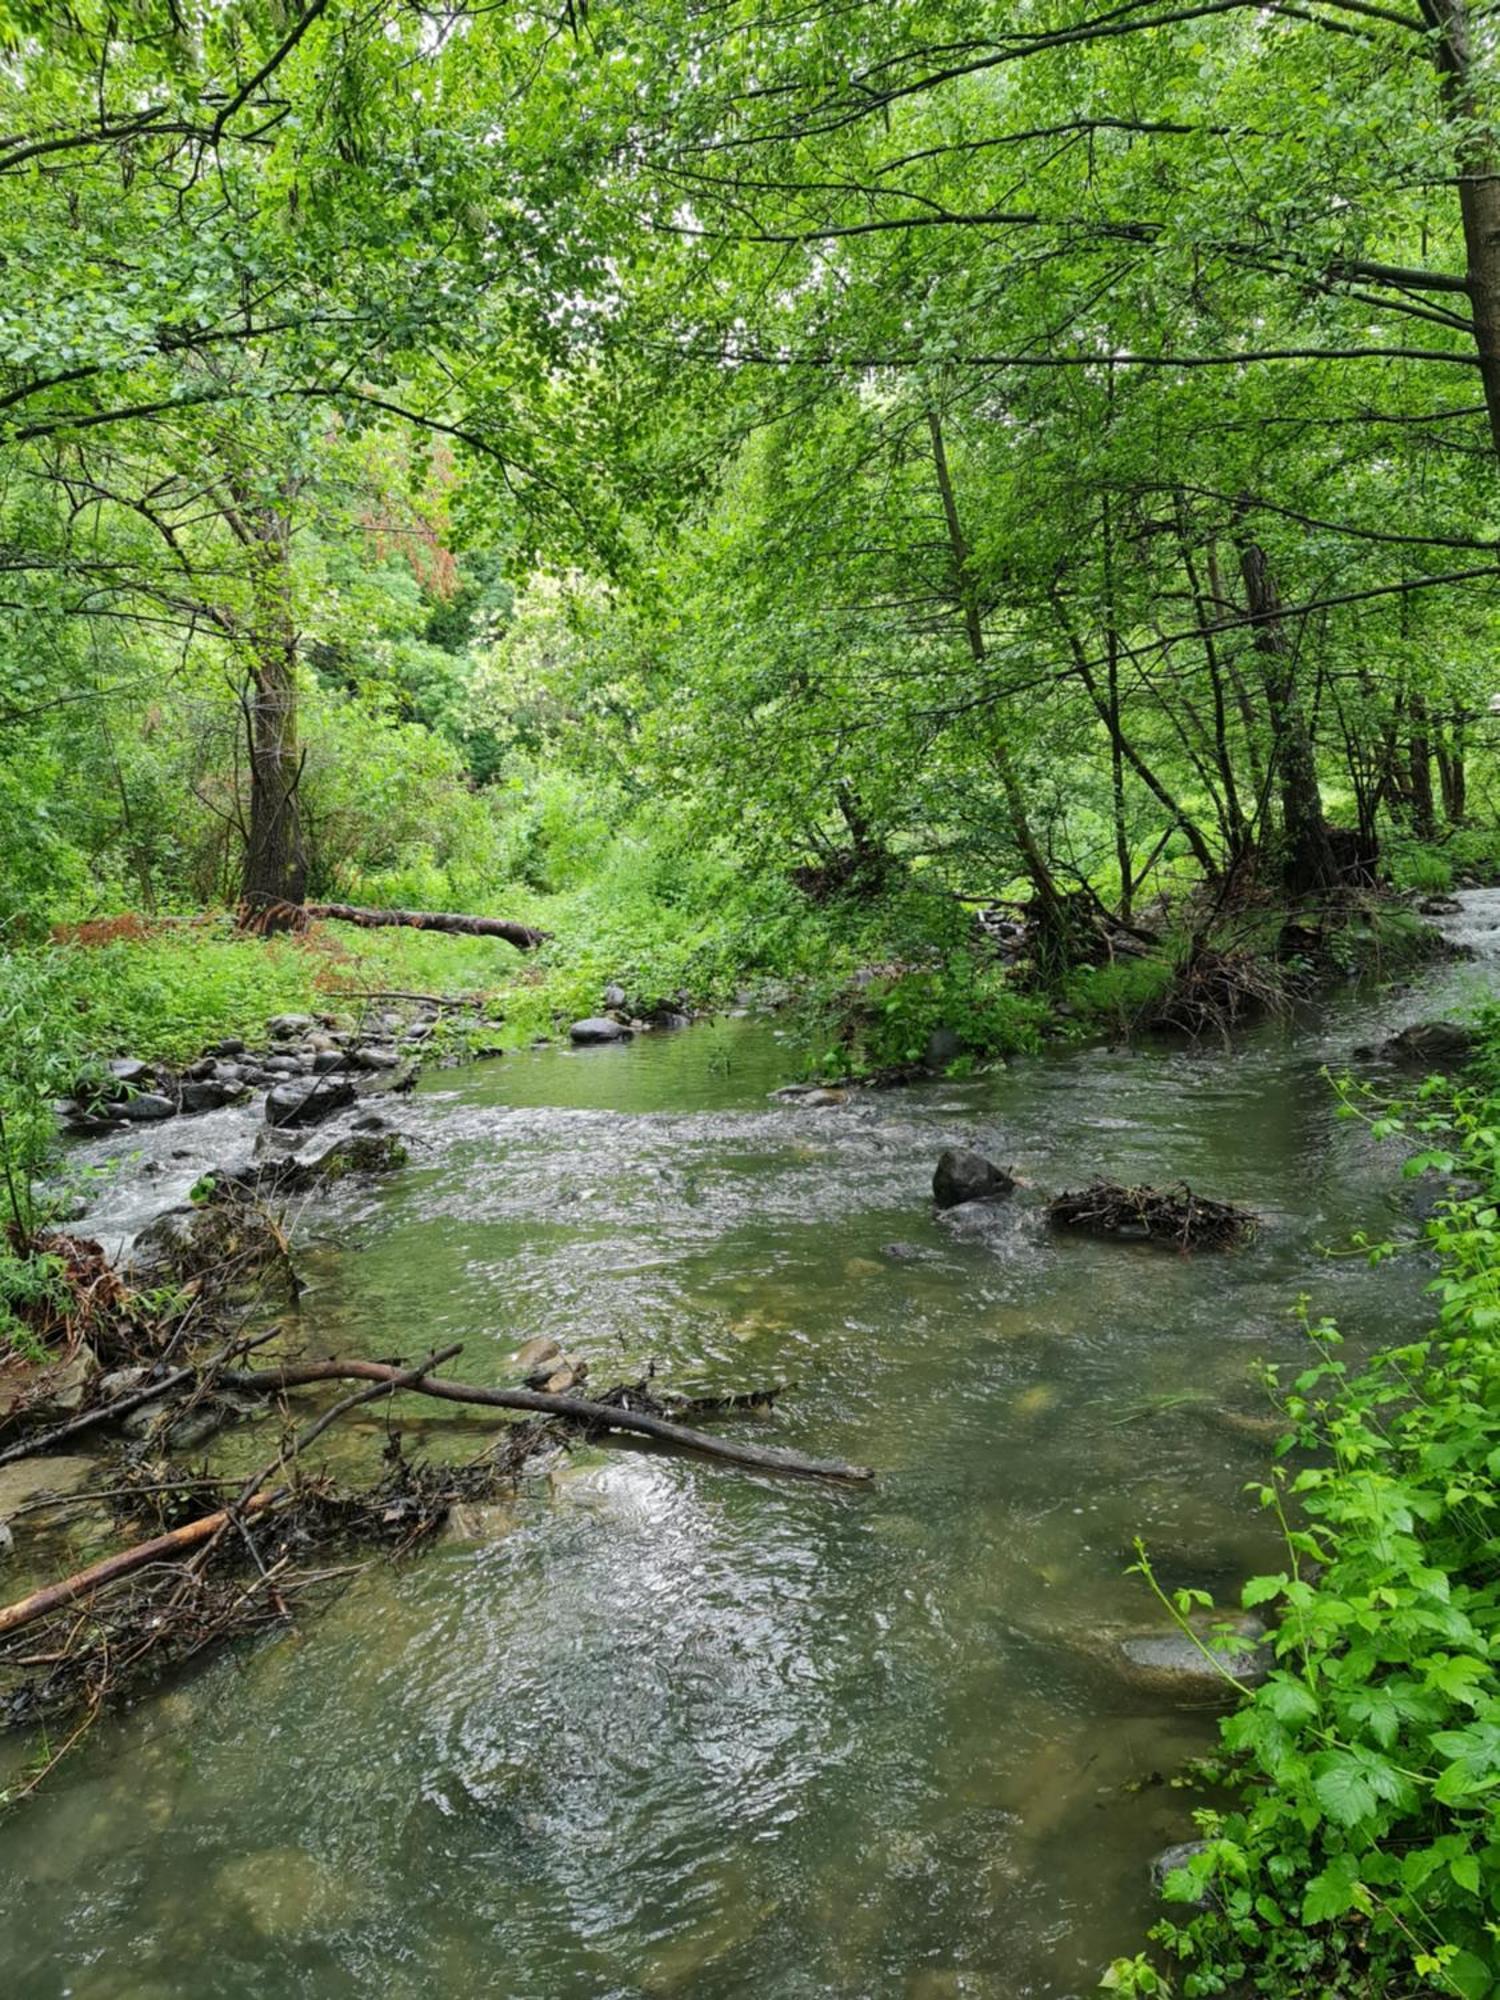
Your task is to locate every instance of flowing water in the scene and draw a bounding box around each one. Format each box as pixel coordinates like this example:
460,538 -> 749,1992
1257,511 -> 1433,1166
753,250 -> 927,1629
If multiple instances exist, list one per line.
4,902 -> 1500,1999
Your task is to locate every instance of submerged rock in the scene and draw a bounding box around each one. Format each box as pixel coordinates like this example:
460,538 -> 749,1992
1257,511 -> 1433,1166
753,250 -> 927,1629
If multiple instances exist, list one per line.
0,1453 -> 99,1522
1381,1020 -> 1476,1068
265,1077 -> 356,1128
933,1147 -> 1015,1209
1151,1841 -> 1211,1904
1113,1618 -> 1272,1705
570,1017 -> 633,1045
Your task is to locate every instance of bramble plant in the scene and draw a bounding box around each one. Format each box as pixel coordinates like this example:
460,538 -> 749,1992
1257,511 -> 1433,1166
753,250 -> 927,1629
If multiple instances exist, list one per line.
1103,1034 -> 1500,1998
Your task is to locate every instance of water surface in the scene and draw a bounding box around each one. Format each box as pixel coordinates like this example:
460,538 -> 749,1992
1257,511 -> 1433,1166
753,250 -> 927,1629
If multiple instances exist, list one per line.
4,903 -> 1498,1998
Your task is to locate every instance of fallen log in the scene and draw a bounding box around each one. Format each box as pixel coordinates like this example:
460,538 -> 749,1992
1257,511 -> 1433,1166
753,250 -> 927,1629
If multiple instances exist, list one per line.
304,903 -> 550,950
0,1490 -> 282,1640
221,1359 -> 874,1483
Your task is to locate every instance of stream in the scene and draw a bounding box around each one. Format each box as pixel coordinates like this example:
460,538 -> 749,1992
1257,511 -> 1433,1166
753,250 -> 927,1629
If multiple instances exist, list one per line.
3,899 -> 1499,1998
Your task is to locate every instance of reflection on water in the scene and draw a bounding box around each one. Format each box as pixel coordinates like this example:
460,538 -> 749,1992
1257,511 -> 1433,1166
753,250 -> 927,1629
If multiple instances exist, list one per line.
3,903 -> 1498,1997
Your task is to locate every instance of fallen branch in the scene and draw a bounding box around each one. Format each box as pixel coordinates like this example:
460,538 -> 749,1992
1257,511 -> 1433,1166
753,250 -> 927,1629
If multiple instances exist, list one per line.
0,1490 -> 283,1640
221,1358 -> 873,1482
305,903 -> 549,950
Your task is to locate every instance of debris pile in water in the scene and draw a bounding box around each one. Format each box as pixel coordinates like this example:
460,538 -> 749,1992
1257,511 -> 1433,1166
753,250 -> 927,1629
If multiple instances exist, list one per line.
1046,1181 -> 1257,1251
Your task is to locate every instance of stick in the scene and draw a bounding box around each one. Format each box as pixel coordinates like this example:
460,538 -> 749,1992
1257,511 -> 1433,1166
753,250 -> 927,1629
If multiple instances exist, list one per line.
0,1329 -> 279,1470
0,1491 -> 283,1640
220,1360 -> 874,1483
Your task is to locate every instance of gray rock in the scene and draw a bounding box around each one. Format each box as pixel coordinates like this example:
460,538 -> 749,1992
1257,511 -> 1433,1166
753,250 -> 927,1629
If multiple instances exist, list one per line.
183,1056 -> 219,1081
215,1037 -> 246,1057
1114,1620 -> 1271,1705
265,1078 -> 357,1129
0,1454 -> 100,1523
311,1049 -> 346,1074
351,1045 -> 402,1071
656,1011 -> 691,1031
117,1092 -> 178,1122
933,1147 -> 1016,1209
130,1207 -> 202,1271
261,1054 -> 301,1076
570,1017 -> 633,1045
1151,1842 -> 1211,1905
799,1087 -> 848,1107
1381,1021 -> 1476,1068
882,1241 -> 930,1263
179,1080 -> 232,1113
402,1021 -> 434,1043
267,1013 -> 315,1039
98,1365 -> 150,1401
108,1057 -> 152,1087
603,983 -> 628,1009
351,1110 -> 393,1132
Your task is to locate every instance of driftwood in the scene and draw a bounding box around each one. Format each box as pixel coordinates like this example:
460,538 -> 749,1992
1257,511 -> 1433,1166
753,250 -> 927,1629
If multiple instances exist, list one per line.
221,1358 -> 873,1483
1047,1180 -> 1257,1251
305,903 -> 549,950
0,1491 -> 282,1640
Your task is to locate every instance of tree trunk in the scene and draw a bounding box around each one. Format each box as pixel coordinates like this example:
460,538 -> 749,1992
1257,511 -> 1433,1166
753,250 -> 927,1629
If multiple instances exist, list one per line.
927,411 -> 1071,952
1426,0 -> 1500,459
304,903 -> 549,949
1234,521 -> 1339,898
1436,721 -> 1468,825
239,510 -> 307,926
1408,693 -> 1437,839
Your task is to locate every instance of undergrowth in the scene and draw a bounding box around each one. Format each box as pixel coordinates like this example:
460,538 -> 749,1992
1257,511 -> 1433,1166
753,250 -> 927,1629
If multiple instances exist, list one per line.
1104,1015 -> 1500,1999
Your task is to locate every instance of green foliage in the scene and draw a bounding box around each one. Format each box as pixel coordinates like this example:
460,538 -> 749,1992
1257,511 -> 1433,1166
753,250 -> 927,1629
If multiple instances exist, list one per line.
1113,1039 -> 1500,1997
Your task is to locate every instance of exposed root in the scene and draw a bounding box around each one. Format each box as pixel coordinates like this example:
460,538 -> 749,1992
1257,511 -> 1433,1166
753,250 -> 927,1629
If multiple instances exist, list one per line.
1047,1180 -> 1257,1251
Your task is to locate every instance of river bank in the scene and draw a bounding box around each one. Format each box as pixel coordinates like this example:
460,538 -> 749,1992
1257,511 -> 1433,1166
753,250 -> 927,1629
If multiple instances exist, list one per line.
0,896 -> 1494,1996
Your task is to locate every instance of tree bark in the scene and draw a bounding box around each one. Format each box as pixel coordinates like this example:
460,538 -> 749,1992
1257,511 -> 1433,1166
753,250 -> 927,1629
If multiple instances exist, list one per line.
927,411 -> 1071,951
1436,720 -> 1468,824
1426,0 -> 1500,459
1409,692 -> 1437,839
1234,520 -> 1339,897
304,903 -> 549,949
238,503 -> 307,926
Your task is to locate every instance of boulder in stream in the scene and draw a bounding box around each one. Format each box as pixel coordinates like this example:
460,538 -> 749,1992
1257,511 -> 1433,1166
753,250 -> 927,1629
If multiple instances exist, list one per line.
1380,1020 -> 1476,1068
1112,1618 -> 1271,1705
933,1148 -> 1015,1209
116,1091 -> 178,1122
570,1017 -> 633,1045
265,1077 -> 357,1128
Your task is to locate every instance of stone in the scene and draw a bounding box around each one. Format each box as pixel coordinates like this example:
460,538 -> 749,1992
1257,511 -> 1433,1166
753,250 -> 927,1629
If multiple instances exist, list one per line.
97,1365 -> 149,1401
311,1049 -> 346,1074
603,983 -> 628,1009
1381,1021 -> 1476,1068
351,1110 -> 393,1132
514,1336 -> 561,1371
0,1454 -> 99,1522
933,1147 -> 1015,1209
569,1017 -> 633,1045
1418,894 -> 1463,916
882,1241 -> 930,1263
799,1087 -> 848,1107
214,1037 -> 246,1057
402,1021 -> 434,1043
183,1056 -> 219,1081
116,1092 -> 177,1121
351,1044 -> 402,1071
179,1080 -> 232,1113
440,1502 -> 518,1544
1114,1619 -> 1272,1705
1151,1841 -> 1211,1904
129,1207 -> 202,1271
107,1057 -> 152,1087
266,1013 -> 315,1039
265,1077 -> 357,1129
539,1364 -> 586,1394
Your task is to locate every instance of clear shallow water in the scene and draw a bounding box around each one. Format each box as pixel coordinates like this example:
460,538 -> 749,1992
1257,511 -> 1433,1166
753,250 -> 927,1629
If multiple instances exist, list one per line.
5,904 -> 1500,1998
